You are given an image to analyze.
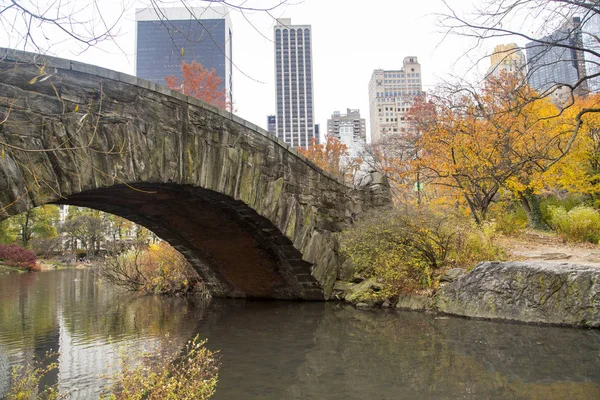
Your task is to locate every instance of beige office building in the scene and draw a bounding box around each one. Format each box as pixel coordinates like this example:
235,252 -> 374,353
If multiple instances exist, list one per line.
368,57 -> 423,144
487,43 -> 525,78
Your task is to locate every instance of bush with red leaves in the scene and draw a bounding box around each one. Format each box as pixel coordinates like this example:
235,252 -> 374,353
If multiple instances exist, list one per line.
0,244 -> 38,271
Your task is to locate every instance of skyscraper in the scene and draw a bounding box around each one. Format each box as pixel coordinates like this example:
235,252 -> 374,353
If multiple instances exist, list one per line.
368,57 -> 423,144
135,7 -> 233,106
274,18 -> 315,148
327,109 -> 366,159
582,13 -> 600,93
487,43 -> 526,78
267,115 -> 276,135
525,17 -> 588,97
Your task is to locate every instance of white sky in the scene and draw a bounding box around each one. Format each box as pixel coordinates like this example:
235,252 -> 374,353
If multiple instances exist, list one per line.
1,0 -> 512,141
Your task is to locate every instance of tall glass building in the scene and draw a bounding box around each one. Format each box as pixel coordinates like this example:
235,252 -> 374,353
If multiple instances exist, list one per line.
583,13 -> 600,93
135,7 -> 233,106
525,17 -> 588,96
274,18 -> 315,149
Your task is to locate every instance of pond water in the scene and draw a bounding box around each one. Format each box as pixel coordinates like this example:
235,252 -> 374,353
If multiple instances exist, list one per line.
1,269 -> 600,399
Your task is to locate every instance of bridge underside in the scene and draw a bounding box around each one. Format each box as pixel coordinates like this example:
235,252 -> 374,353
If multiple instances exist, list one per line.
55,184 -> 324,300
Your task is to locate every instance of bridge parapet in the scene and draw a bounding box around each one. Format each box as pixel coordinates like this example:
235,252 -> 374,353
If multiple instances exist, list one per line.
0,48 -> 391,299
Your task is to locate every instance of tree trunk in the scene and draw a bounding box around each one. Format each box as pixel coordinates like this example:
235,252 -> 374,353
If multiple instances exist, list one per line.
519,189 -> 546,230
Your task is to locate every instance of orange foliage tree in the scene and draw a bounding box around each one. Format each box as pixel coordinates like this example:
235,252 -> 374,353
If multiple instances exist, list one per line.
364,96 -> 436,203
297,136 -> 361,182
166,61 -> 230,111
409,74 -> 577,226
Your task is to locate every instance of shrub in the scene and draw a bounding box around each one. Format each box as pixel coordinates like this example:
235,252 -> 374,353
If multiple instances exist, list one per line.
97,242 -> 205,296
487,199 -> 528,235
540,196 -> 585,226
7,352 -> 62,400
9,337 -> 219,400
451,220 -> 506,268
547,205 -> 600,243
102,335 -> 219,400
339,206 -> 506,296
0,244 -> 38,271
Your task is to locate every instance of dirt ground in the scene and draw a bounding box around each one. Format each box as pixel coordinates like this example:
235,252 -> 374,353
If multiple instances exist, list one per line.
497,230 -> 600,266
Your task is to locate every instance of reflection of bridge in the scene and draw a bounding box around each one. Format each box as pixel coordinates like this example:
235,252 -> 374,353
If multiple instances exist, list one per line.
0,48 -> 390,300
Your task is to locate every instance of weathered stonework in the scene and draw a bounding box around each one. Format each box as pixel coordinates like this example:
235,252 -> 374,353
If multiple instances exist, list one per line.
435,261 -> 600,328
0,48 -> 391,300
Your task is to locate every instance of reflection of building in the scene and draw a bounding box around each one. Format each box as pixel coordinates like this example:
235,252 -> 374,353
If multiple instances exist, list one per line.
525,17 -> 588,96
267,115 -> 276,135
487,44 -> 525,78
368,57 -> 423,144
135,7 -> 233,105
327,109 -> 366,159
274,18 -> 315,148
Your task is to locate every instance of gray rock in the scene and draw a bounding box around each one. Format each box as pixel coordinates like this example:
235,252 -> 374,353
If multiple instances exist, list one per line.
332,281 -> 354,300
339,258 -> 355,281
344,277 -> 381,305
333,280 -> 354,292
355,302 -> 371,309
395,294 -> 432,311
440,268 -> 467,283
435,261 -> 600,328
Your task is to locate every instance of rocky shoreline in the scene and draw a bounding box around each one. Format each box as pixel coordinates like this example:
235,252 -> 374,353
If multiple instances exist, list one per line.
334,261 -> 600,328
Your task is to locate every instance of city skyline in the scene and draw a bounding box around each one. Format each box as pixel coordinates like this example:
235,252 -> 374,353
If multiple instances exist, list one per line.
3,1 -> 591,143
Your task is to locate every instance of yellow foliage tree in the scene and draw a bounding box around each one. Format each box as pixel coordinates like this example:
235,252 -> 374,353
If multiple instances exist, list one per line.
411,73 -> 576,227
546,94 -> 600,205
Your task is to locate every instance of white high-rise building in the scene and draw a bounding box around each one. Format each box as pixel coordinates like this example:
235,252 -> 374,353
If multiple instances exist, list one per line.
326,109 -> 366,159
274,18 -> 315,148
368,57 -> 423,144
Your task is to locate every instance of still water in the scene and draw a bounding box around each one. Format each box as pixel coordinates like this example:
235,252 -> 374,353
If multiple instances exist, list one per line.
1,269 -> 600,399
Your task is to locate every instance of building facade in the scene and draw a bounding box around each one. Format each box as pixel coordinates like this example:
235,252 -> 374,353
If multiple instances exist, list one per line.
267,115 -> 276,135
274,18 -> 315,148
368,57 -> 423,144
135,7 -> 233,106
583,13 -> 600,93
525,17 -> 589,96
327,109 -> 366,158
487,43 -> 526,78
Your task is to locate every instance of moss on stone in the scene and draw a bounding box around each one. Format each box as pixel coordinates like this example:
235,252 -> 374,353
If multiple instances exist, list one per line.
285,206 -> 297,239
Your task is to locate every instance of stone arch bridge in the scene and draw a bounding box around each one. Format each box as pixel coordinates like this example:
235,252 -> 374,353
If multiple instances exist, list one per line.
0,48 -> 390,300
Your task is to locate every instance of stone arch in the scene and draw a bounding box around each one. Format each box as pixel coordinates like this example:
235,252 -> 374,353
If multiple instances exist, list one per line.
0,48 -> 391,299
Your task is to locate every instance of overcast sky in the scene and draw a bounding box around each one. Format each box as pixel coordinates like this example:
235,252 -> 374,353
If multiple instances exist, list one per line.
1,0 -> 511,142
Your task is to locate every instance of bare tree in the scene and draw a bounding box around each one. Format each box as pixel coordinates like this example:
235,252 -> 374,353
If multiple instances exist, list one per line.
439,0 -> 600,100
0,0 -> 292,54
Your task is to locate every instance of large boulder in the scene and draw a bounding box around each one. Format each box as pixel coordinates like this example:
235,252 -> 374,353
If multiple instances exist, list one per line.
435,261 -> 600,327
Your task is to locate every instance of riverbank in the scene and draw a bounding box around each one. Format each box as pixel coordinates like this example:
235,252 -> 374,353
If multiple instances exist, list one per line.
0,258 -> 91,275
335,232 -> 600,328
335,261 -> 600,328
0,264 -> 22,275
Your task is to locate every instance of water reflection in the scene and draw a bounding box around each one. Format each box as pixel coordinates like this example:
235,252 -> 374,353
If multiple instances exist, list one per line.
1,270 -> 600,399
0,270 -> 207,398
